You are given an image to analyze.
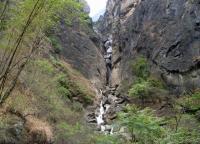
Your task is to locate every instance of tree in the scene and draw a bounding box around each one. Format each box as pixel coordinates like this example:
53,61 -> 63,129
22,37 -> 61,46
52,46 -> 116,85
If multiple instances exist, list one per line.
118,105 -> 165,144
0,0 -> 85,104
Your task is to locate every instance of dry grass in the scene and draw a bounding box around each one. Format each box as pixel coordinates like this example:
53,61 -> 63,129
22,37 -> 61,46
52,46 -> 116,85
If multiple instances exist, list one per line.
0,52 -> 97,143
25,116 -> 53,143
61,61 -> 96,99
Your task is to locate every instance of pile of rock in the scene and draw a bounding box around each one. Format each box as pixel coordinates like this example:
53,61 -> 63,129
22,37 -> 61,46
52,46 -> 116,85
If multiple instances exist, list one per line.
86,85 -> 128,134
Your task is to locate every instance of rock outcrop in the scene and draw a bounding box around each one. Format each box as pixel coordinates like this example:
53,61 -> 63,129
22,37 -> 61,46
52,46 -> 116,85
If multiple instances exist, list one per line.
96,0 -> 200,94
50,0 -> 106,89
54,24 -> 106,89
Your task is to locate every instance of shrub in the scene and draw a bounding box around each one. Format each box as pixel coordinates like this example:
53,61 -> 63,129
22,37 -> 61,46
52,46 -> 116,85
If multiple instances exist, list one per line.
147,76 -> 165,89
118,105 -> 200,144
132,57 -> 150,80
128,81 -> 151,103
118,105 -> 165,144
55,122 -> 83,142
158,128 -> 200,144
129,56 -> 166,104
178,91 -> 200,111
89,134 -> 122,144
34,59 -> 54,74
71,102 -> 83,112
49,36 -> 62,54
55,74 -> 72,100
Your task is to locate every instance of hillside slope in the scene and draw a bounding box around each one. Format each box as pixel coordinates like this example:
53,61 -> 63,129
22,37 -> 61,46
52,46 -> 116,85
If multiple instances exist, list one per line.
0,0 -> 106,143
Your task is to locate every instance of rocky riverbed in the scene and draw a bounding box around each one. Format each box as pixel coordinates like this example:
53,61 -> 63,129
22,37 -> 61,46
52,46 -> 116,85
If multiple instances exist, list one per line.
86,85 -> 128,134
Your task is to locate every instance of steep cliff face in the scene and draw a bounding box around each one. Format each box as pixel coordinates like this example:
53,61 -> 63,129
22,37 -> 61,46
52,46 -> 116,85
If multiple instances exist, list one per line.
50,0 -> 106,89
54,24 -> 106,88
97,0 -> 200,94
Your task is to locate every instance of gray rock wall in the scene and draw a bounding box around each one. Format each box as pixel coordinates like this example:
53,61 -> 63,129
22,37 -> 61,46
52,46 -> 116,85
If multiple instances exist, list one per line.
57,24 -> 106,88
97,0 -> 200,94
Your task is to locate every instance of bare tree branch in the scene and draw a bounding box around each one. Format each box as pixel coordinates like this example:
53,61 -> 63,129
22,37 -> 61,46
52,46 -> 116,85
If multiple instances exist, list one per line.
0,0 -> 9,24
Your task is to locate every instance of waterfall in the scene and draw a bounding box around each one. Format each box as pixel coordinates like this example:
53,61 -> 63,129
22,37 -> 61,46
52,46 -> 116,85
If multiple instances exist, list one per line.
96,99 -> 113,134
96,101 -> 105,125
87,36 -> 126,135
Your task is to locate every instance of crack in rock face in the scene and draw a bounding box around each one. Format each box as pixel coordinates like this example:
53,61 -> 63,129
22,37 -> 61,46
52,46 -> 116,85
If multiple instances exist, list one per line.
95,0 -> 200,94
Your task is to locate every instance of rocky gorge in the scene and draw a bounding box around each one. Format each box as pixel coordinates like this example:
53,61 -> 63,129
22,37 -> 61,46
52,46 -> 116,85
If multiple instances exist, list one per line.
96,0 -> 200,94
87,0 -> 200,142
0,0 -> 200,143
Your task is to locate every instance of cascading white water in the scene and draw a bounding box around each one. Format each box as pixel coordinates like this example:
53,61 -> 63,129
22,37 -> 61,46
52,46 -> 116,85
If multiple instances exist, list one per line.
96,101 -> 105,125
96,90 -> 106,132
96,100 -> 108,132
96,96 -> 113,134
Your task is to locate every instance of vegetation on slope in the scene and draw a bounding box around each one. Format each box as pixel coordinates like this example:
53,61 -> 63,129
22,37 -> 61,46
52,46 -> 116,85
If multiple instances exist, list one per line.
102,56 -> 200,144
0,0 -> 100,143
0,0 -> 86,104
128,56 -> 167,106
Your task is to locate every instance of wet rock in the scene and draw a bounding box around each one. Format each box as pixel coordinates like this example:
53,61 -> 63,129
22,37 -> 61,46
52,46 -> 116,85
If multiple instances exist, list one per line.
105,105 -> 117,121
108,95 -> 118,104
115,98 -> 125,104
104,125 -> 112,132
96,125 -> 101,131
104,104 -> 111,112
115,91 -> 121,98
102,90 -> 110,96
86,112 -> 96,119
92,83 -> 126,134
102,97 -> 111,105
115,105 -> 124,112
87,118 -> 97,123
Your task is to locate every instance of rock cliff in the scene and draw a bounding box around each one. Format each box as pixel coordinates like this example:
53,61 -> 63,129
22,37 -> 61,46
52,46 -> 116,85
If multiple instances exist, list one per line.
96,0 -> 200,94
54,24 -> 106,89
51,0 -> 106,89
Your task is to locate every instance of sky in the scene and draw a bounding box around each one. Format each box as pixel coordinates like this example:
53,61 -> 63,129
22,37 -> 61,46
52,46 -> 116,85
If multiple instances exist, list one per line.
85,0 -> 108,21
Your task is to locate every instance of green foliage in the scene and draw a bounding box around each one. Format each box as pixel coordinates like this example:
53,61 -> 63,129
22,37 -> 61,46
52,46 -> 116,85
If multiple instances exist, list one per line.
129,81 -> 151,99
129,58 -> 151,99
75,82 -> 93,105
55,73 -> 72,100
49,36 -> 62,54
5,0 -> 84,30
132,57 -> 150,80
34,59 -> 54,74
129,56 -> 166,103
56,122 -> 82,139
90,135 -> 122,144
0,0 -> 86,55
147,76 -> 165,89
178,91 -> 200,110
0,116 -> 17,144
22,58 -> 95,143
71,102 -> 83,112
158,128 -> 200,144
118,105 -> 200,144
118,105 -> 165,144
128,78 -> 165,102
0,0 -> 97,143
